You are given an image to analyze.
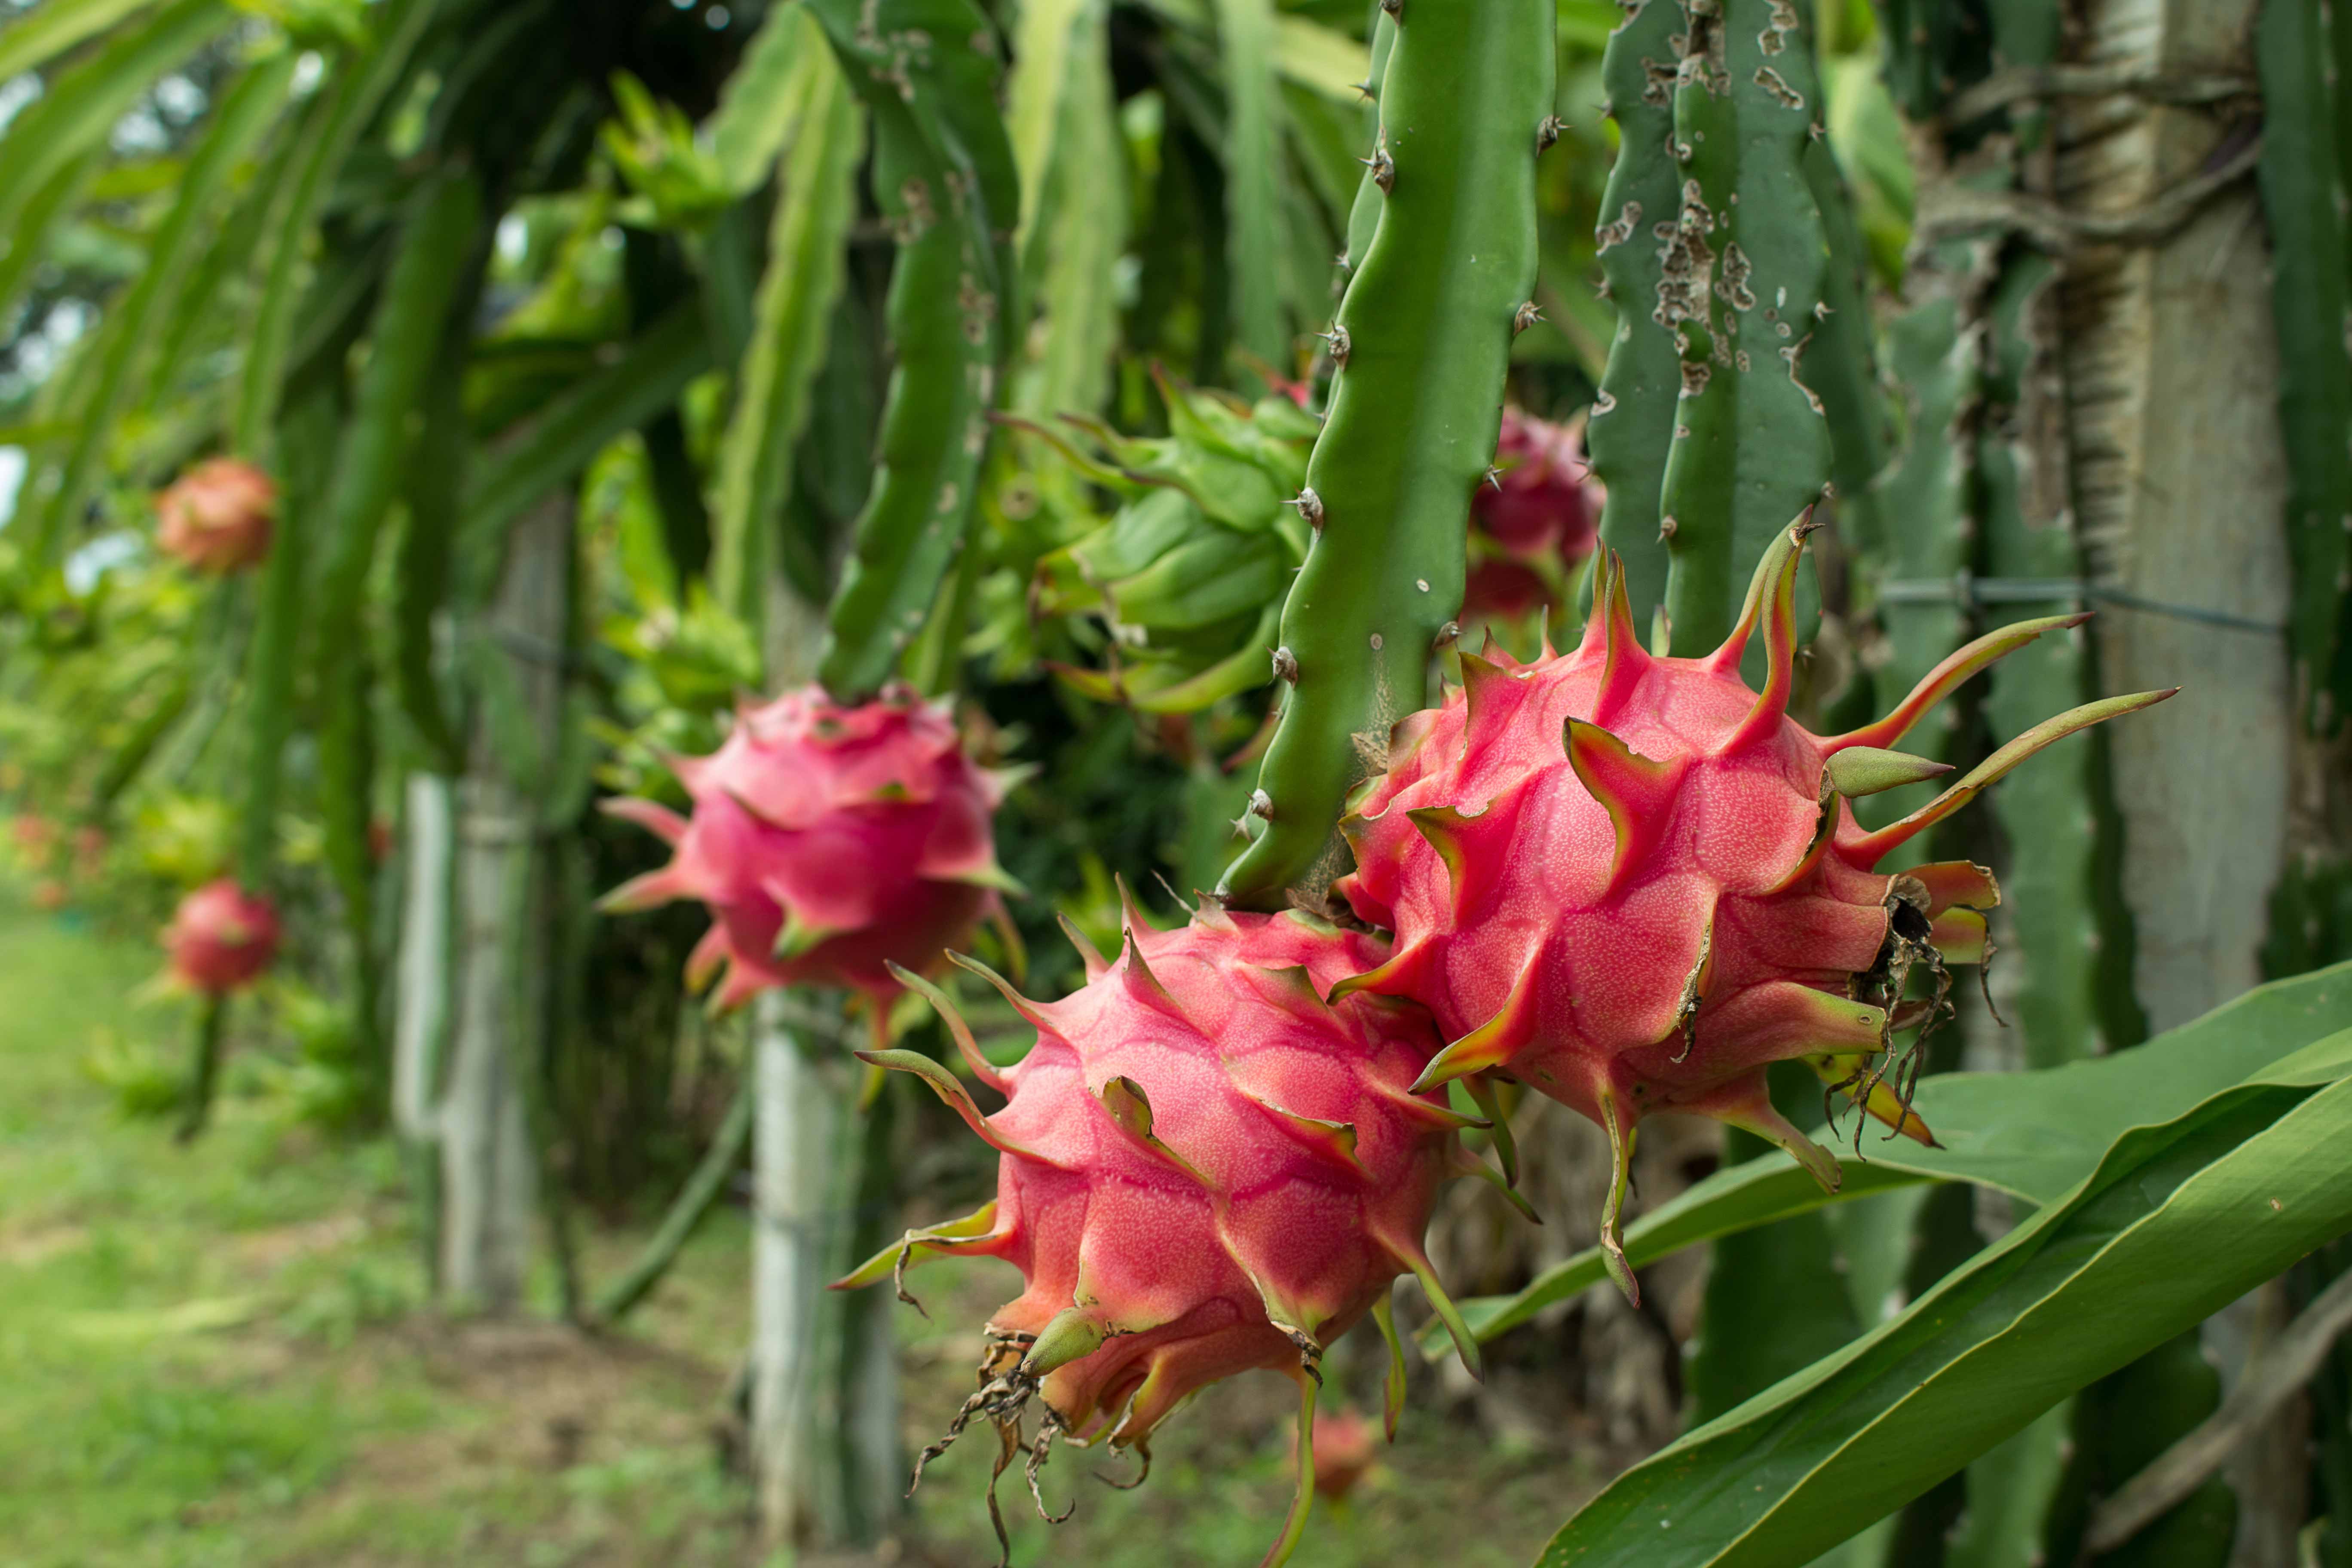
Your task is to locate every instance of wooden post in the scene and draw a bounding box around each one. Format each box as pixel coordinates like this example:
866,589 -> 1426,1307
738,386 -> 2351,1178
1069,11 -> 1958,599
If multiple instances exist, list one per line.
439,491 -> 571,1310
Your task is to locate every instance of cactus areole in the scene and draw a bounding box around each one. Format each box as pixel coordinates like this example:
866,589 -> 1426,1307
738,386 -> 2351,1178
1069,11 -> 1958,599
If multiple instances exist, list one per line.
842,907 -> 1503,1567
1333,523 -> 2174,1297
163,878 -> 280,995
599,683 -> 1019,1035
153,458 -> 276,575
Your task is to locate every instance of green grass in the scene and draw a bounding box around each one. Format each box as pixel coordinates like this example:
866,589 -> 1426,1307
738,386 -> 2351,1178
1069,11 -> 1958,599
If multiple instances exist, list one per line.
0,883 -> 1597,1567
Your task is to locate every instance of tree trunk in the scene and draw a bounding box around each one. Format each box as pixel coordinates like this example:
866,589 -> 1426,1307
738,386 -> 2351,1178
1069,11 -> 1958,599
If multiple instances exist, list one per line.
393,770 -> 454,1285
2055,3 -> 2296,1560
2055,0 -> 2291,1034
438,491 -> 571,1310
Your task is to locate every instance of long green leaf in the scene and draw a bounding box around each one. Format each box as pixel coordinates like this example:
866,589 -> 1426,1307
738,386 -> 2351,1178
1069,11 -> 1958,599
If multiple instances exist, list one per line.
710,11 -> 862,634
0,0 -> 164,83
1535,1069 -> 2352,1567
0,0 -> 228,326
235,389 -> 336,887
28,54 -> 293,570
706,0 -> 816,196
233,0 -> 440,456
1433,961 -> 2352,1352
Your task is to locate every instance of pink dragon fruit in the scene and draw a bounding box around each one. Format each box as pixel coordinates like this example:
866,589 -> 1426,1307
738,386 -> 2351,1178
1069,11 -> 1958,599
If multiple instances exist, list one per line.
154,459 -> 276,575
1310,1407 -> 1379,1504
1333,523 -> 2174,1298
840,902 -> 1501,1566
1461,407 -> 1600,622
599,683 -> 1020,1038
162,878 -> 280,995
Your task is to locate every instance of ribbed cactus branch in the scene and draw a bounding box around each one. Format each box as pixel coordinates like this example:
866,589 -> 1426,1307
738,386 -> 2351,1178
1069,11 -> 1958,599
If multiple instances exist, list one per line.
1655,0 -> 1834,656
1586,0 -> 1684,632
1219,0 -> 1555,910
808,0 -> 1019,702
2256,0 -> 2352,732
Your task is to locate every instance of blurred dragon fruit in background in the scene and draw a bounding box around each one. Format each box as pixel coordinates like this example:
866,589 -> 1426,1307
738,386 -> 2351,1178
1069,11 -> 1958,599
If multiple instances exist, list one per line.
153,459 -> 277,576
598,684 -> 1021,1039
162,878 -> 280,995
1461,407 -> 1600,625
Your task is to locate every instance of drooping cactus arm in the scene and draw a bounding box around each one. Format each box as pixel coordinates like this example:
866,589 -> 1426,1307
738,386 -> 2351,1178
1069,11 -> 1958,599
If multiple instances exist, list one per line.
1219,0 -> 1556,910
807,0 -> 1019,703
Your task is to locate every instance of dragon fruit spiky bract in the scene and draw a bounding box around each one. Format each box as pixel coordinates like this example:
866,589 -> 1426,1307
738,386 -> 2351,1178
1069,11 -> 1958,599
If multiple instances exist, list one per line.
1335,521 -> 2174,1298
162,878 -> 280,996
843,904 -> 1497,1567
599,683 -> 1018,1034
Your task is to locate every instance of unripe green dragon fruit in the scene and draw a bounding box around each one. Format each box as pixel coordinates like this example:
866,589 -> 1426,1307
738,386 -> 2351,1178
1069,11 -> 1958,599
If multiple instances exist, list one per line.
1021,374 -> 1318,713
1333,522 -> 2174,1298
597,683 -> 1020,1039
842,903 -> 1502,1566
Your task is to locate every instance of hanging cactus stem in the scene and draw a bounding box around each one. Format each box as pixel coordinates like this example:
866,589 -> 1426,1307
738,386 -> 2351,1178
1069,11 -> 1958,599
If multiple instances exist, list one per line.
1221,0 -> 1555,911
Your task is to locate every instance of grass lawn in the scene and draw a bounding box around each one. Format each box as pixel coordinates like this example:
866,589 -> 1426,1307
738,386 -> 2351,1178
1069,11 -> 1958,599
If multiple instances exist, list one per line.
0,883 -> 1600,1567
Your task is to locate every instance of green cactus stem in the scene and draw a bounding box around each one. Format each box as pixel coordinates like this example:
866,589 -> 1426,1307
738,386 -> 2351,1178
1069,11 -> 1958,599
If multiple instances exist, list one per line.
2255,0 -> 2352,733
1585,0 -> 1684,633
1218,0 -> 1556,910
808,0 -> 1019,704
1655,0 -> 1834,657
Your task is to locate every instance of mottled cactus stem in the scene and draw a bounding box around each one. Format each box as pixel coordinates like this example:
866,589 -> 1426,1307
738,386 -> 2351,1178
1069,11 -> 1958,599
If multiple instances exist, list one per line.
807,0 -> 1018,702
1219,0 -> 1557,911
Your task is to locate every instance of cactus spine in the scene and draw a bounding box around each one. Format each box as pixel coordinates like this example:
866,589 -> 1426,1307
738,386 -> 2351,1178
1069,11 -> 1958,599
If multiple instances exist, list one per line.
1219,0 -> 1556,910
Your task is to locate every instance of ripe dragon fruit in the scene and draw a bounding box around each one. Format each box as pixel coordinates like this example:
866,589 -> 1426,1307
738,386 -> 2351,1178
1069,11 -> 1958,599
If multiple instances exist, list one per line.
840,903 -> 1504,1567
1461,407 -> 1600,624
598,683 -> 1020,1037
1332,522 -> 2174,1298
153,458 -> 277,575
162,878 -> 281,995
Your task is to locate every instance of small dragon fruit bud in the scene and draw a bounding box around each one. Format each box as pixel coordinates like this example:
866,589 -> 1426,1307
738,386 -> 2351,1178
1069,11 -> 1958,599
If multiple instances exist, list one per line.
162,878 -> 281,995
597,683 -> 1020,1041
154,459 -> 277,576
1337,525 -> 2175,1301
1462,407 -> 1602,623
841,903 -> 1505,1567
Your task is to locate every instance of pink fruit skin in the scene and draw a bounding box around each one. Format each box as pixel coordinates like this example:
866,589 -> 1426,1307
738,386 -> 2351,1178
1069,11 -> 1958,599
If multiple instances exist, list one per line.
871,910 -> 1466,1454
155,459 -> 276,575
1462,408 -> 1599,622
600,684 -> 1016,1023
1334,532 -> 2167,1236
164,879 -> 280,995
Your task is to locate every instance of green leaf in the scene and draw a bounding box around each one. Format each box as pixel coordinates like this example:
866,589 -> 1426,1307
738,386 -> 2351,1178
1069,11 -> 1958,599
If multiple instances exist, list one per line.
0,0 -> 230,328
710,10 -> 863,640
1537,1069 -> 2352,1566
1432,961 -> 2352,1352
0,0 -> 165,83
1272,14 -> 1370,101
1944,1403 -> 2073,1568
